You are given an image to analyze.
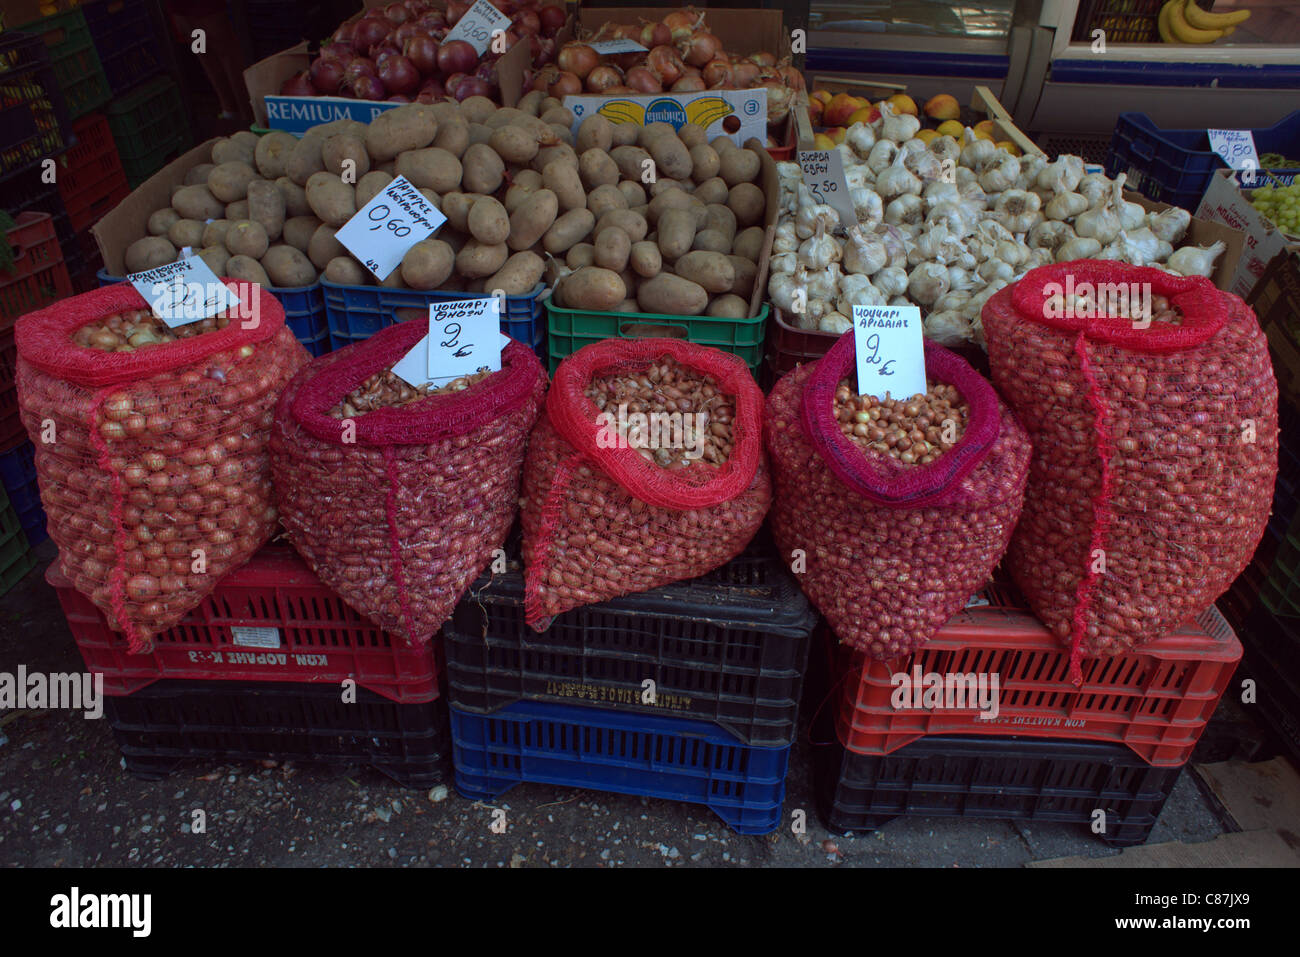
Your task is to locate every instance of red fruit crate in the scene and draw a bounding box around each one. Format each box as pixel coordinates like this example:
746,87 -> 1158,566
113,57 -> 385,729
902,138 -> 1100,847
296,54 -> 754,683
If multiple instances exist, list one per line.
829,583 -> 1242,767
47,544 -> 438,703
0,211 -> 72,326
54,112 -> 129,232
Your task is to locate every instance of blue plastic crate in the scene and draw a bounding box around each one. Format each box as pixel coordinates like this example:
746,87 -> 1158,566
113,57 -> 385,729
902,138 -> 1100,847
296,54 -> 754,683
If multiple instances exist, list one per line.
450,699 -> 791,835
0,443 -> 36,492
321,279 -> 547,357
98,270 -> 330,356
80,0 -> 163,97
0,443 -> 46,545
1107,111 -> 1300,211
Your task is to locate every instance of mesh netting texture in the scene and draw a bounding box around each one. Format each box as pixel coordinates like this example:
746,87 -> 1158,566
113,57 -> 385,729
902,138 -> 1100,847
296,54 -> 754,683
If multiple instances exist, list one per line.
766,332 -> 1031,658
15,281 -> 309,651
983,260 -> 1278,673
521,338 -> 771,628
270,321 -> 547,643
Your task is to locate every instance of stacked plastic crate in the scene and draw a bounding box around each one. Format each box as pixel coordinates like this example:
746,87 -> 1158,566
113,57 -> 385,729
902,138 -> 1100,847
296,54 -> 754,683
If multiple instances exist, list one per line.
47,545 -> 449,785
813,583 -> 1243,847
443,540 -> 817,834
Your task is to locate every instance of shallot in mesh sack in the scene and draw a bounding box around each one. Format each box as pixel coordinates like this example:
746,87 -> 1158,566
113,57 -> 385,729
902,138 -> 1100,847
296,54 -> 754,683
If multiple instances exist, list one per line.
521,338 -> 770,627
270,321 -> 547,642
766,331 -> 1031,658
15,280 -> 309,651
983,261 -> 1278,676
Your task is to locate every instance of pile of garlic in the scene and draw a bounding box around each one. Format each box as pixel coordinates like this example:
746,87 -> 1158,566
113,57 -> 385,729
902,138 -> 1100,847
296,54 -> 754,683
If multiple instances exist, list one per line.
769,105 -> 1228,347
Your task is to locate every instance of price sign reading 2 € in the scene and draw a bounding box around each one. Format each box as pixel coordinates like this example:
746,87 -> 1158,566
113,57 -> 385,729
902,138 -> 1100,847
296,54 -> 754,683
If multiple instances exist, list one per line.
798,149 -> 855,229
427,298 -> 502,381
851,304 -> 926,401
335,174 -> 446,281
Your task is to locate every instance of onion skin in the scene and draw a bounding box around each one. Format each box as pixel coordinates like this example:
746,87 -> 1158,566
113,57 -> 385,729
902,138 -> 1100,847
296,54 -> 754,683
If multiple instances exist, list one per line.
624,66 -> 662,94
670,75 -> 705,93
547,70 -> 582,98
279,71 -> 315,96
556,43 -> 599,80
585,64 -> 623,93
436,39 -> 477,76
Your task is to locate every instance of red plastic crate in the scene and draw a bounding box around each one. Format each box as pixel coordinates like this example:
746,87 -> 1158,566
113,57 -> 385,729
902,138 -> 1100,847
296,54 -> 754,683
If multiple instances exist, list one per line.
0,211 -> 72,326
829,583 -> 1242,766
47,544 -> 438,703
54,112 -> 128,231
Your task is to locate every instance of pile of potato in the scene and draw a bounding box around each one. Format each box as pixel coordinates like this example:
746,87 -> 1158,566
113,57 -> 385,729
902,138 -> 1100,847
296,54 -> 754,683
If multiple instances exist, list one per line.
120,93 -> 768,317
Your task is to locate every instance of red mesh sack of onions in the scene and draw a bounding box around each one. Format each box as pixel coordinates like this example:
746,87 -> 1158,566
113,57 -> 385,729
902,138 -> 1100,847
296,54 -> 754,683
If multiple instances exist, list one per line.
270,321 -> 547,643
521,338 -> 770,628
766,332 -> 1031,658
14,281 -> 309,652
983,261 -> 1278,678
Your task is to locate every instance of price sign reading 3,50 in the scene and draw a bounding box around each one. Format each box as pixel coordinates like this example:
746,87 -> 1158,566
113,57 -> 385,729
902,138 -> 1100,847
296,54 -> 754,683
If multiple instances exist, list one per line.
798,149 -> 856,229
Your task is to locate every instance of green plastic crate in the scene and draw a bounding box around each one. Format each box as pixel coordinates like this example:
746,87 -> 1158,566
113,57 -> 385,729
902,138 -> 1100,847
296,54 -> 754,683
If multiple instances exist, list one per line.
16,9 -> 110,119
546,301 -> 769,377
1262,517 -> 1300,619
106,76 -> 190,188
0,495 -> 35,597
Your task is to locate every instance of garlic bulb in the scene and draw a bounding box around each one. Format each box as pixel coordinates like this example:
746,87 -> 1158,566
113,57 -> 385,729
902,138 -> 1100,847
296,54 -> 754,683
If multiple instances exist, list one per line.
850,187 -> 884,228
819,311 -> 854,334
947,265 -> 977,292
927,134 -> 961,166
798,222 -> 841,270
771,251 -> 798,276
975,219 -> 1015,244
888,295 -> 911,307
1146,207 -> 1191,244
867,139 -> 899,174
915,224 -> 966,264
846,165 -> 873,190
1167,240 -> 1227,278
884,193 -> 925,226
977,257 -> 1015,283
880,103 -> 921,143
905,148 -> 942,182
959,129 -> 995,169
846,122 -> 876,159
907,262 -> 950,305
808,262 -> 842,300
795,200 -> 839,240
1077,172 -> 1111,207
1045,191 -> 1088,221
1111,177 -> 1146,231
923,180 -> 960,209
926,201 -> 970,236
1057,236 -> 1103,261
769,266 -> 808,313
837,273 -> 884,314
1015,154 -> 1049,192
1036,155 -> 1085,195
924,310 -> 973,347
992,189 -> 1041,234
774,221 -> 798,254
1122,226 -> 1167,264
876,151 -> 922,202
874,264 -> 909,298
1028,219 -> 1075,253
979,153 -> 1021,193
843,228 -> 888,276
935,290 -> 972,313
1074,191 -> 1122,245
995,239 -> 1030,268
877,225 -> 912,270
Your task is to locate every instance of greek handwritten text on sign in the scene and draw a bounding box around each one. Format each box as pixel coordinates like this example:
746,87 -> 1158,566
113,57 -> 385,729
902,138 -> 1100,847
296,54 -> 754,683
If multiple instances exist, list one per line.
851,305 -> 927,401
335,174 -> 446,281
127,257 -> 242,328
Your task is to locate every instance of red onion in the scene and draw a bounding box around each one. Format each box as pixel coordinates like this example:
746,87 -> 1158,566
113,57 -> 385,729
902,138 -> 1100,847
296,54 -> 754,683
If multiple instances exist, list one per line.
557,43 -> 599,80
378,53 -> 420,94
417,76 -> 445,100
547,70 -> 582,98
384,2 -> 410,23
453,76 -> 493,101
625,66 -> 662,93
352,16 -> 391,55
437,39 -> 477,76
344,57 -> 377,84
333,22 -> 355,46
394,20 -> 421,43
445,0 -> 470,25
319,41 -> 354,64
279,71 -> 315,95
512,8 -> 540,36
533,36 -> 556,66
539,3 -> 566,32
309,56 -> 345,93
417,12 -> 446,32
403,35 -> 439,74
351,74 -> 387,100
585,64 -> 622,93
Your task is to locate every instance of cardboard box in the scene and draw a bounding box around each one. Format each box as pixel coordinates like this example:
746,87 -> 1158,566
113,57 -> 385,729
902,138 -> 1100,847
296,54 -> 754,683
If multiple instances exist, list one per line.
576,7 -> 788,62
1196,169 -> 1295,302
1130,191 -> 1244,294
92,140 -> 221,277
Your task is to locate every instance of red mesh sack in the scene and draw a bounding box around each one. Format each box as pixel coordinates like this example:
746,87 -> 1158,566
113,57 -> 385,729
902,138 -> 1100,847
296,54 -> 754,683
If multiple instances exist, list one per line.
15,280 -> 309,651
766,332 -> 1031,657
984,261 -> 1278,677
270,322 -> 547,642
521,338 -> 770,628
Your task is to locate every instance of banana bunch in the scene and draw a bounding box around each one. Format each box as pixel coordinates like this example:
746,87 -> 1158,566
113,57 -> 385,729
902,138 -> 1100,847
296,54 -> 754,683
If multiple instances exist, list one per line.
1159,0 -> 1250,44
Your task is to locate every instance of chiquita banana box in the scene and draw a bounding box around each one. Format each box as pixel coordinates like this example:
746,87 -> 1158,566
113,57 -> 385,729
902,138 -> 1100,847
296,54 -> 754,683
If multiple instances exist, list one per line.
564,89 -> 768,145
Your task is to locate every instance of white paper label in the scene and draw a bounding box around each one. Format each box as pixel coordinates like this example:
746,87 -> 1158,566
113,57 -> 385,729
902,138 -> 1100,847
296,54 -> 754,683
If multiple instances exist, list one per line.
393,330 -> 511,389
850,305 -> 926,401
231,625 -> 281,649
798,149 -> 855,229
427,298 -> 502,379
1208,129 -> 1261,185
335,174 -> 446,281
444,0 -> 510,55
565,89 -> 767,147
588,38 -> 648,54
127,257 -> 243,328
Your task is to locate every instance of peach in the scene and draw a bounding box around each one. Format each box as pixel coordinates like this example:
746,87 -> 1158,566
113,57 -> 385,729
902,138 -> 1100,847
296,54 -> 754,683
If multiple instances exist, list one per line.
974,120 -> 996,137
936,119 -> 965,138
924,94 -> 961,121
886,93 -> 917,116
823,93 -> 860,128
808,97 -> 824,126
847,106 -> 878,126
995,140 -> 1022,157
812,89 -> 832,105
827,127 -> 847,145
812,132 -> 836,150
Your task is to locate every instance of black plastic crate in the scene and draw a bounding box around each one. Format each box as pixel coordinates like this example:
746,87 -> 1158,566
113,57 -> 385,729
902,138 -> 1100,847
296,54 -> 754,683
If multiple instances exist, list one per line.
0,30 -> 71,185
105,679 -> 448,788
814,733 -> 1183,847
80,0 -> 164,97
1235,605 -> 1300,766
443,540 -> 817,747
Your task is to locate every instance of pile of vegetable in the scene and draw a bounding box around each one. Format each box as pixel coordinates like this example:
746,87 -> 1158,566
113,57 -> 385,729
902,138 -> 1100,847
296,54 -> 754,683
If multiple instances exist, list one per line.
74,308 -> 232,350
533,6 -> 802,134
769,111 -> 1230,346
329,367 -> 492,417
833,379 -> 967,465
281,0 -> 568,104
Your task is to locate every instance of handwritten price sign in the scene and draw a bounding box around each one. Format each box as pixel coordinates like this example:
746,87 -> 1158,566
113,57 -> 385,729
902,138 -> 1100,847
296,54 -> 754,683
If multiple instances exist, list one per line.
336,174 -> 446,280
444,0 -> 510,55
426,298 -> 502,380
1208,129 -> 1262,186
588,38 -> 648,54
128,257 -> 242,328
798,149 -> 855,229
851,304 -> 926,401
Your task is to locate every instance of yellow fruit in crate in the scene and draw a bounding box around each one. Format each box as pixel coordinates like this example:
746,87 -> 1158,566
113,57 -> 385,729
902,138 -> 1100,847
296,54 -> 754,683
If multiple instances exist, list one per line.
924,94 -> 961,121
848,107 -> 877,126
915,129 -> 940,144
974,120 -> 996,137
812,89 -> 832,105
973,127 -> 995,142
886,94 -> 918,116
824,93 -> 861,128
995,140 -> 1022,157
828,127 -> 848,145
936,119 -> 965,138
812,133 -> 836,150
